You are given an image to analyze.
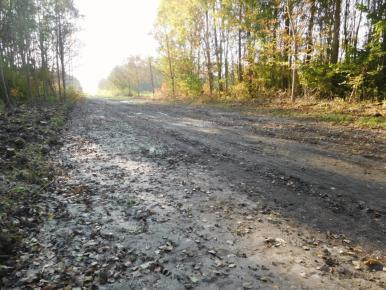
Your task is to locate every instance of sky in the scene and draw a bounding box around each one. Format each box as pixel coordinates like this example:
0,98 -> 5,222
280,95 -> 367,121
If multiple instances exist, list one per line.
73,0 -> 161,94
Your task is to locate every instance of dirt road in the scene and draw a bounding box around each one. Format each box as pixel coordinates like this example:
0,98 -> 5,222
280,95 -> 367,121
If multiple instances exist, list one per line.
10,98 -> 386,289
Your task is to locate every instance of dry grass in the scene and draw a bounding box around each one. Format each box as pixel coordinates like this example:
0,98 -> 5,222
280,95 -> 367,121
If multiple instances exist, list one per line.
254,97 -> 386,129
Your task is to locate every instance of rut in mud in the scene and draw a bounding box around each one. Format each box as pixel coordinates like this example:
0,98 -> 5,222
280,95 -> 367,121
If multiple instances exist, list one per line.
8,98 -> 386,289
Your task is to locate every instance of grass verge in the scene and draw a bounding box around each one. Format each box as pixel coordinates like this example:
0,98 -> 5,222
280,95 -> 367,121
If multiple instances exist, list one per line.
254,98 -> 386,129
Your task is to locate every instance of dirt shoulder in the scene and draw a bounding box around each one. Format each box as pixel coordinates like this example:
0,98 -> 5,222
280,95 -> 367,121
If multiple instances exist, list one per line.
0,104 -> 70,284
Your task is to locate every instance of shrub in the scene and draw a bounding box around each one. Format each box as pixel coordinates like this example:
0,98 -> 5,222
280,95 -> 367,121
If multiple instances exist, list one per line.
229,82 -> 250,100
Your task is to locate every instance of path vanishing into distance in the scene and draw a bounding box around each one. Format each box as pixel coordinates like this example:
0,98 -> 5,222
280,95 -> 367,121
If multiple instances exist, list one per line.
13,98 -> 386,289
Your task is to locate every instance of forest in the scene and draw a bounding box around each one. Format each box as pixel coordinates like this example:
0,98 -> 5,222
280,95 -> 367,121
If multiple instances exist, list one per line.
154,0 -> 385,102
0,0 -> 81,108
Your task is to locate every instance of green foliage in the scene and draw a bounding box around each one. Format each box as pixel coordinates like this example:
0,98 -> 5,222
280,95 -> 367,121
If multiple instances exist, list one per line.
300,63 -> 351,98
177,74 -> 202,97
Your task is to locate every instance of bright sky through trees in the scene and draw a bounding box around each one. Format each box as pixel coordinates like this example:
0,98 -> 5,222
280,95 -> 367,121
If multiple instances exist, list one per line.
74,0 -> 161,94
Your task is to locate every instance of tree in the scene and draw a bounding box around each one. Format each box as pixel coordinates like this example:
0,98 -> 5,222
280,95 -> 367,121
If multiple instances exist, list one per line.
331,0 -> 342,63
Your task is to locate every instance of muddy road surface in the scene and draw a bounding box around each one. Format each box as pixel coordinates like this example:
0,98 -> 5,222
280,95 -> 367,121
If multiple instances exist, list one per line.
10,98 -> 386,289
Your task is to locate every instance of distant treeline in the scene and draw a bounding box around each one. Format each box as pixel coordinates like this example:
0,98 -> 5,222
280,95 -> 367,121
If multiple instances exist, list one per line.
154,0 -> 385,101
98,56 -> 163,96
0,0 -> 81,107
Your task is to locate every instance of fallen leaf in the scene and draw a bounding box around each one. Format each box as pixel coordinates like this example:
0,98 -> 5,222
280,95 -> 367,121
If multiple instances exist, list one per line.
364,259 -> 384,271
242,282 -> 253,289
264,237 -> 286,247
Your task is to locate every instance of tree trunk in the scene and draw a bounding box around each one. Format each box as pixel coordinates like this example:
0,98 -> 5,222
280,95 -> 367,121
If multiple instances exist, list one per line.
283,3 -> 291,89
165,34 -> 175,98
58,15 -> 66,100
305,0 -> 316,63
343,0 -> 349,59
213,19 -> 223,92
353,0 -> 364,59
205,9 -> 214,96
38,9 -> 48,100
55,36 -> 62,99
237,2 -> 243,83
286,0 -> 297,102
149,57 -> 155,97
22,52 -> 33,100
331,0 -> 341,64
246,31 -> 254,95
224,33 -> 229,93
0,53 -> 11,108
